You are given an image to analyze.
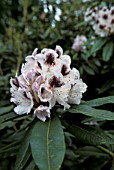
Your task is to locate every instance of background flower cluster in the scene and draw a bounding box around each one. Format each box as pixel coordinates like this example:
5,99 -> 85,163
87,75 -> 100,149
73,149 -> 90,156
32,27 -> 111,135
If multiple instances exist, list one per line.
85,6 -> 114,37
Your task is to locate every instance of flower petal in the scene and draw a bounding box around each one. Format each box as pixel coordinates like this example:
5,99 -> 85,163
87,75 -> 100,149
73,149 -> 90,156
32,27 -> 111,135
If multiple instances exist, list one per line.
25,48 -> 38,62
38,83 -> 53,102
68,80 -> 87,104
11,88 -> 33,115
54,84 -> 71,110
55,45 -> 63,57
10,77 -> 19,93
32,75 -> 43,93
34,105 -> 50,121
63,68 -> 79,85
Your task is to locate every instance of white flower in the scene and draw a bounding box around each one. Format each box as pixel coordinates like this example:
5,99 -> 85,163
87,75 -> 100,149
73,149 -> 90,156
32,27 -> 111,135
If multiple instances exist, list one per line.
10,77 -> 19,93
55,45 -> 63,57
46,72 -> 71,109
21,61 -> 38,74
68,80 -> 87,104
38,83 -> 53,102
10,75 -> 29,93
63,68 -> 79,86
31,75 -> 43,102
35,49 -> 59,75
51,84 -> 71,110
22,69 -> 39,86
21,49 -> 42,75
11,88 -> 33,115
34,105 -> 50,122
84,6 -> 114,37
25,48 -> 38,62
18,75 -> 31,93
59,54 -> 71,74
84,8 -> 93,23
32,75 -> 43,93
10,45 -> 87,121
72,35 -> 87,52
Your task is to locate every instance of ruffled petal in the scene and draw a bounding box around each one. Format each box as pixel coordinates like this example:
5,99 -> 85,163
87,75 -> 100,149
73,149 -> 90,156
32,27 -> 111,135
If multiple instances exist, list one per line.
55,45 -> 63,57
63,68 -> 79,85
11,88 -> 33,115
34,105 -> 50,121
54,84 -> 71,110
10,77 -> 19,93
25,48 -> 38,62
68,80 -> 87,104
38,83 -> 53,102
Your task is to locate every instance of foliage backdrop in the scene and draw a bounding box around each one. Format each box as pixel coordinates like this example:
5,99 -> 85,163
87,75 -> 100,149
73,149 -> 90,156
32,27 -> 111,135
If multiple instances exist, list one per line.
1,0 -> 114,170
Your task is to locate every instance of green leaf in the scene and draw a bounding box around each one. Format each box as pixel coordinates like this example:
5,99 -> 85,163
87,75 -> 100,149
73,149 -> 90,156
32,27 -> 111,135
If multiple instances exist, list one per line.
68,104 -> 114,120
24,161 -> 36,170
86,96 -> 114,107
14,126 -> 33,170
0,112 -> 17,124
81,117 -> 103,123
0,145 -> 20,158
0,105 -> 13,114
87,62 -> 99,73
75,146 -> 108,157
94,60 -> 101,67
14,115 -> 32,121
76,21 -> 86,28
110,164 -> 114,170
87,160 -> 108,170
91,38 -> 107,54
83,64 -> 95,75
97,79 -> 114,94
0,120 -> 16,130
0,100 -> 10,107
69,125 -> 113,145
30,116 -> 65,170
102,41 -> 113,61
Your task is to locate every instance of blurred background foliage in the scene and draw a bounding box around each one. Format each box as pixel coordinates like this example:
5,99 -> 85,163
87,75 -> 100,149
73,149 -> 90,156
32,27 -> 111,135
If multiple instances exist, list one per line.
1,0 -> 114,170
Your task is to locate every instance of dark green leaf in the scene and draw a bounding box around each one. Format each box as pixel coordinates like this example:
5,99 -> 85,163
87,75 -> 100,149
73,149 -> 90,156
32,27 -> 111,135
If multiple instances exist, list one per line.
30,116 -> 65,170
69,125 -> 112,145
0,105 -> 13,114
0,145 -> 20,158
14,115 -> 32,121
69,104 -> 114,120
75,146 -> 108,157
81,117 -> 103,123
14,127 -> 33,170
88,160 -> 109,170
83,64 -> 95,75
86,96 -> 114,107
110,164 -> 114,170
91,38 -> 107,54
97,79 -> 114,94
76,21 -> 86,28
94,60 -> 101,67
24,161 -> 36,170
0,100 -> 10,107
87,62 -> 99,73
102,41 -> 113,61
0,121 -> 16,130
0,112 -> 17,124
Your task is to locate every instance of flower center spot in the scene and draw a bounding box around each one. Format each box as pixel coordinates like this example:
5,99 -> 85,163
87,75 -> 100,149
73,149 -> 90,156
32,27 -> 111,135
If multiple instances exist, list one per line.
45,53 -> 54,65
49,76 -> 62,88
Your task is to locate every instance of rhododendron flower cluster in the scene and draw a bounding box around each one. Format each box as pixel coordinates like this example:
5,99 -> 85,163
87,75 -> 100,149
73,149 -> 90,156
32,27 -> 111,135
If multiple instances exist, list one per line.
72,35 -> 87,52
10,46 -> 87,121
84,6 -> 114,37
